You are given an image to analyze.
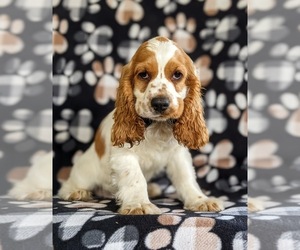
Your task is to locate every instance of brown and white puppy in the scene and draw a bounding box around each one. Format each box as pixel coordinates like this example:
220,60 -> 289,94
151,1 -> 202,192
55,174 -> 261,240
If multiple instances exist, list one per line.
59,36 -> 224,215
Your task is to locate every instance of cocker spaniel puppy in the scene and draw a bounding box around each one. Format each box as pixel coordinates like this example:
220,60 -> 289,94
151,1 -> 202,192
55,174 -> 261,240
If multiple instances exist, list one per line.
59,36 -> 224,214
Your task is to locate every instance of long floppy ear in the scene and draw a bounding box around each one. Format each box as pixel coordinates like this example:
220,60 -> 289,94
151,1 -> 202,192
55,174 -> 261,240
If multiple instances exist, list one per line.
173,65 -> 209,150
111,64 -> 145,147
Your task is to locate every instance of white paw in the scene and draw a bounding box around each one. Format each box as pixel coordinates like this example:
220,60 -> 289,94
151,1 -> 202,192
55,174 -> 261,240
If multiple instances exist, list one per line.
119,203 -> 162,215
248,198 -> 265,212
59,189 -> 93,201
9,188 -> 52,201
185,197 -> 224,212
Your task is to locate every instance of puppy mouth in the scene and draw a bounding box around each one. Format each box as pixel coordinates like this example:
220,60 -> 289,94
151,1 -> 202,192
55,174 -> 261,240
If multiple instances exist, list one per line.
141,117 -> 177,126
141,110 -> 180,122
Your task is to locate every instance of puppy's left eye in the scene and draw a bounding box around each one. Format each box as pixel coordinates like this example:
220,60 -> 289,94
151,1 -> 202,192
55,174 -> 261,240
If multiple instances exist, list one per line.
172,71 -> 182,80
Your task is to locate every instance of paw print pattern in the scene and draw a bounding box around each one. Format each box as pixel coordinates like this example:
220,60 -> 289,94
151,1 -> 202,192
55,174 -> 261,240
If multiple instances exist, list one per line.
0,14 -> 24,56
158,13 -> 197,53
194,55 -> 214,87
200,15 -> 241,55
217,43 -> 247,91
252,44 -> 300,91
268,92 -> 300,137
33,21 -> 52,64
74,22 -> 113,64
2,109 -> 52,151
53,58 -> 83,106
194,140 -> 236,183
249,16 -> 289,42
250,174 -> 294,193
85,57 -> 123,105
248,140 -> 282,169
198,0 -> 232,16
248,91 -> 270,134
54,109 -> 94,152
117,24 -> 151,62
155,0 -> 191,14
106,0 -> 144,25
172,218 -> 221,249
14,0 -> 51,22
284,0 -> 300,11
205,89 -> 228,135
0,58 -> 47,106
53,14 -> 69,54
0,0 -> 13,7
247,0 -> 276,15
227,92 -> 247,136
62,0 -> 101,22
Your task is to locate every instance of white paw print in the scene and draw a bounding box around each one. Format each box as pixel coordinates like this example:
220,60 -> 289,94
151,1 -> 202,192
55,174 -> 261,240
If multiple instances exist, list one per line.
155,0 -> 191,14
0,58 -> 47,105
14,0 -> 51,22
227,92 -> 247,136
63,0 -> 101,22
74,22 -> 113,64
2,109 -> 52,151
247,0 -> 276,15
217,43 -> 247,91
33,21 -> 52,64
117,24 -> 151,62
268,92 -> 300,137
284,0 -> 300,11
193,140 -> 236,183
85,57 -> 123,105
205,89 -> 228,135
0,14 -> 24,56
252,43 -> 300,91
248,91 -> 270,134
0,0 -> 13,7
158,12 -> 197,53
53,14 -> 68,54
200,15 -> 241,55
54,109 -> 94,152
53,58 -> 83,106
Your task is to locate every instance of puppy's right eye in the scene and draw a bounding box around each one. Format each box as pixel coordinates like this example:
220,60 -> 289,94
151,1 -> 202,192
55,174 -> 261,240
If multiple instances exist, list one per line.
138,72 -> 149,80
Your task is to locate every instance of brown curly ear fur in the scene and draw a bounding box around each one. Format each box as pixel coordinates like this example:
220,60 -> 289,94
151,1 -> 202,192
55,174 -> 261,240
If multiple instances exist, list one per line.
111,64 -> 145,147
173,66 -> 209,150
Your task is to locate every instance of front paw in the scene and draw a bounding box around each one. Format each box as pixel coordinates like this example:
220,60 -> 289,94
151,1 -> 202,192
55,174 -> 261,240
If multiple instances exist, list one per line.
248,198 -> 264,212
119,203 -> 161,215
59,189 -> 93,201
185,197 -> 224,212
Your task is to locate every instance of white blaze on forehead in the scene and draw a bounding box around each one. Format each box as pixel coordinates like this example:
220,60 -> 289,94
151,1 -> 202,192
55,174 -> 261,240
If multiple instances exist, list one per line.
146,38 -> 178,77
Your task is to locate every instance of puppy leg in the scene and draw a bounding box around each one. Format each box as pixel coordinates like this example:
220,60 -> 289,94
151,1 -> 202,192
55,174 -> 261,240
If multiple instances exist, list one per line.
8,152 -> 52,201
167,149 -> 224,212
58,146 -> 98,201
111,152 -> 161,215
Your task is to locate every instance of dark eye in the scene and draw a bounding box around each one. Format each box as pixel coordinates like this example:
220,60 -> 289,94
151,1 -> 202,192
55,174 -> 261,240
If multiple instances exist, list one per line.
172,71 -> 182,80
138,71 -> 149,80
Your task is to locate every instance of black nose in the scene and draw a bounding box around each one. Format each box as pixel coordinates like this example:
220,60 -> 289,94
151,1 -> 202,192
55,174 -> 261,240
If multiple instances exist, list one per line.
151,97 -> 170,113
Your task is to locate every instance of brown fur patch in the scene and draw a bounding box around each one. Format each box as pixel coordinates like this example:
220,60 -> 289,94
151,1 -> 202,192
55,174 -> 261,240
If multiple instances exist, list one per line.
131,43 -> 158,93
111,64 -> 146,147
155,36 -> 169,42
171,49 -> 209,149
164,50 -> 188,93
94,126 -> 105,158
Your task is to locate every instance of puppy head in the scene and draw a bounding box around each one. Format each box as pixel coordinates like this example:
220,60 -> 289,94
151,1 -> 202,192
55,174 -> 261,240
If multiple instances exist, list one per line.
112,36 -> 209,149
